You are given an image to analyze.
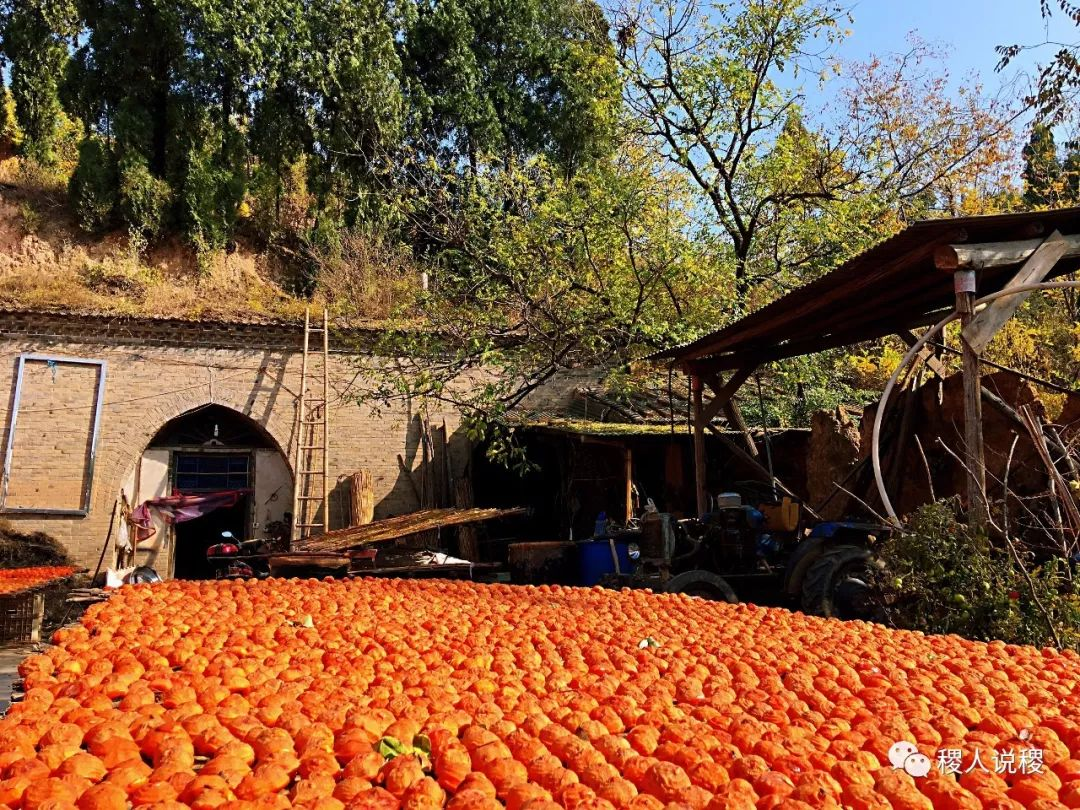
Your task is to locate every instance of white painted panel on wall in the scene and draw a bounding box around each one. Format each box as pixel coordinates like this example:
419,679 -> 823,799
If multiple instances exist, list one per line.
254,449 -> 292,537
135,448 -> 172,572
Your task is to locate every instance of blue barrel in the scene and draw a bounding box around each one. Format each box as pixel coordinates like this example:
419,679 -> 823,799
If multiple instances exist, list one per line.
579,539 -> 631,586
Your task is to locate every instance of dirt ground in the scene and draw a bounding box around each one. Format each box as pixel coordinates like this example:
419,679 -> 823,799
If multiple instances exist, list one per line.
0,642 -> 35,713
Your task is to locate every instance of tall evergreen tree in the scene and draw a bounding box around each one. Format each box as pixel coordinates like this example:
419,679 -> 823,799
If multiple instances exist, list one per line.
398,0 -> 618,172
1,1 -> 71,164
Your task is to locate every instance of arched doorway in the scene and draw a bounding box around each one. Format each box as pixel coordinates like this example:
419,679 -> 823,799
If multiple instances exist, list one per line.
138,405 -> 292,579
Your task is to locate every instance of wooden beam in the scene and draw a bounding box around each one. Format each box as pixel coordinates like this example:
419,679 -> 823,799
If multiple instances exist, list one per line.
684,308 -> 952,374
691,375 -> 707,517
898,330 -> 948,378
699,366 -> 756,425
624,446 -> 634,525
722,400 -> 759,457
934,231 -> 1080,270
925,338 -> 1080,396
30,591 -> 44,643
704,423 -> 819,519
962,230 -> 1067,354
955,270 -> 987,528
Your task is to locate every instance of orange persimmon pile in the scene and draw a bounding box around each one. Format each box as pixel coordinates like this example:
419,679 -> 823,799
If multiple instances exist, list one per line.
0,566 -> 77,595
4,579 -> 1080,810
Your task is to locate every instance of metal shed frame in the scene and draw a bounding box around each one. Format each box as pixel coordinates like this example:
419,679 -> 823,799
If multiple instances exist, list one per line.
652,208 -> 1080,525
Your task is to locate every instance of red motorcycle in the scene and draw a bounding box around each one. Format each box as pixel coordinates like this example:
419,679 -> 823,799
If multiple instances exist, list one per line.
206,531 -> 270,579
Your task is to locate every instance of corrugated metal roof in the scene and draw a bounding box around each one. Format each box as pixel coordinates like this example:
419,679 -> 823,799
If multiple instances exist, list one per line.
652,207 -> 1080,369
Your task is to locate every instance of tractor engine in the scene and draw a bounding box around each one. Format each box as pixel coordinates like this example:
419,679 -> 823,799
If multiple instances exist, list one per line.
700,494 -> 769,571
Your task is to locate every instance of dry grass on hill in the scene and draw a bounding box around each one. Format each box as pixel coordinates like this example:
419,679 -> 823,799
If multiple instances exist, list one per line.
0,157 -> 422,325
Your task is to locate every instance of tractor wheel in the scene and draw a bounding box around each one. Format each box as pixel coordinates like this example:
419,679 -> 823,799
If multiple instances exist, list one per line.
663,570 -> 738,603
801,545 -> 880,621
782,536 -> 827,601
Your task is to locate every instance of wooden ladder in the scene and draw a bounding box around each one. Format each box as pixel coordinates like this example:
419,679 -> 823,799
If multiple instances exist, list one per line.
291,307 -> 330,544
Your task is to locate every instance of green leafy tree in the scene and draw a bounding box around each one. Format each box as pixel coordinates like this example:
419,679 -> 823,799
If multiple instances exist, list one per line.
399,0 -> 619,173
5,0 -> 620,252
1,0 -> 74,164
1064,142 -> 1080,201
617,3 -> 1020,306
119,155 -> 172,237
68,136 -> 117,230
67,0 -> 185,176
1022,123 -> 1062,206
302,0 -> 404,225
357,139 -> 717,442
616,0 -> 854,303
0,86 -> 23,155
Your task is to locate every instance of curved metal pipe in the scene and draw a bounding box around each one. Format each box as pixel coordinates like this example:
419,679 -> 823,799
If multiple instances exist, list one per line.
872,280 -> 1080,526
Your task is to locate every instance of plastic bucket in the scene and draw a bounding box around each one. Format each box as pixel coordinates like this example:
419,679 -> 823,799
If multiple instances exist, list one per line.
579,539 -> 631,586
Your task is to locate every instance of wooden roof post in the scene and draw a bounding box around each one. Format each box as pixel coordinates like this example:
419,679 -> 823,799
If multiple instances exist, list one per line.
955,270 -> 987,529
947,231 -> 1067,531
691,374 -> 707,517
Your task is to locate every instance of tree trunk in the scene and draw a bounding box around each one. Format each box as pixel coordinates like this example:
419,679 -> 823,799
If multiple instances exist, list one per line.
222,74 -> 234,134
734,253 -> 750,309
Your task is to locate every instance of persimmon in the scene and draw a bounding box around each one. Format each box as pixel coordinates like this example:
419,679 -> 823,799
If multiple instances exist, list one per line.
520,800 -> 562,810
841,782 -> 890,810
200,755 -> 252,789
402,777 -> 447,809
290,773 -> 337,803
0,774 -> 33,806
433,746 -> 471,792
348,787 -> 400,810
640,761 -> 692,802
1010,778 -> 1063,805
55,753 -> 108,783
129,779 -> 179,806
332,776 -> 372,803
333,727 -> 373,764
1063,783 -> 1080,808
234,764 -> 291,800
22,778 -> 81,810
627,795 -> 665,810
381,756 -> 426,797
445,788 -> 501,810
344,750 -> 388,781
10,577 -> 1080,809
483,756 -> 528,793
0,566 -> 76,594
503,782 -> 551,810
101,758 -> 151,793
77,782 -> 129,810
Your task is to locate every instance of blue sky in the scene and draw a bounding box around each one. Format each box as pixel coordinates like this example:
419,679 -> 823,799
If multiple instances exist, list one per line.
838,0 -> 1076,87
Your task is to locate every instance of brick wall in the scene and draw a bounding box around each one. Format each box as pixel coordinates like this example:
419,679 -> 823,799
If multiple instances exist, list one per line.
0,318 -> 482,570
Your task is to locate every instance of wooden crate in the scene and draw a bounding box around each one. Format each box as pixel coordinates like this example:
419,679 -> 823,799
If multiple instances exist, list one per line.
0,591 -> 44,643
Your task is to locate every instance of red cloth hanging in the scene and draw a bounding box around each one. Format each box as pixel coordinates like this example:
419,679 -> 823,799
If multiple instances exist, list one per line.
130,490 -> 251,543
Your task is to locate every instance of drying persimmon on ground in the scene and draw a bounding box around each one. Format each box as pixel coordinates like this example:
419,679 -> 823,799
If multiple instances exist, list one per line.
4,578 -> 1080,810
0,566 -> 77,595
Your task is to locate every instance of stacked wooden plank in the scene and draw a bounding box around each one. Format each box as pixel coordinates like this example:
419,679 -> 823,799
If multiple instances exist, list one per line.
66,587 -> 111,604
293,507 -> 527,554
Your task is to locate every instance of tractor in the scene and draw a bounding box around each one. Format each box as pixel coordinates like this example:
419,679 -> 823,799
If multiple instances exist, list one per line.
608,490 -> 892,620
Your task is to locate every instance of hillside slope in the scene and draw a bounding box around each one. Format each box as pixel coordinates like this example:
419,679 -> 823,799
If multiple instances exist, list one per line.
0,160 -> 313,323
